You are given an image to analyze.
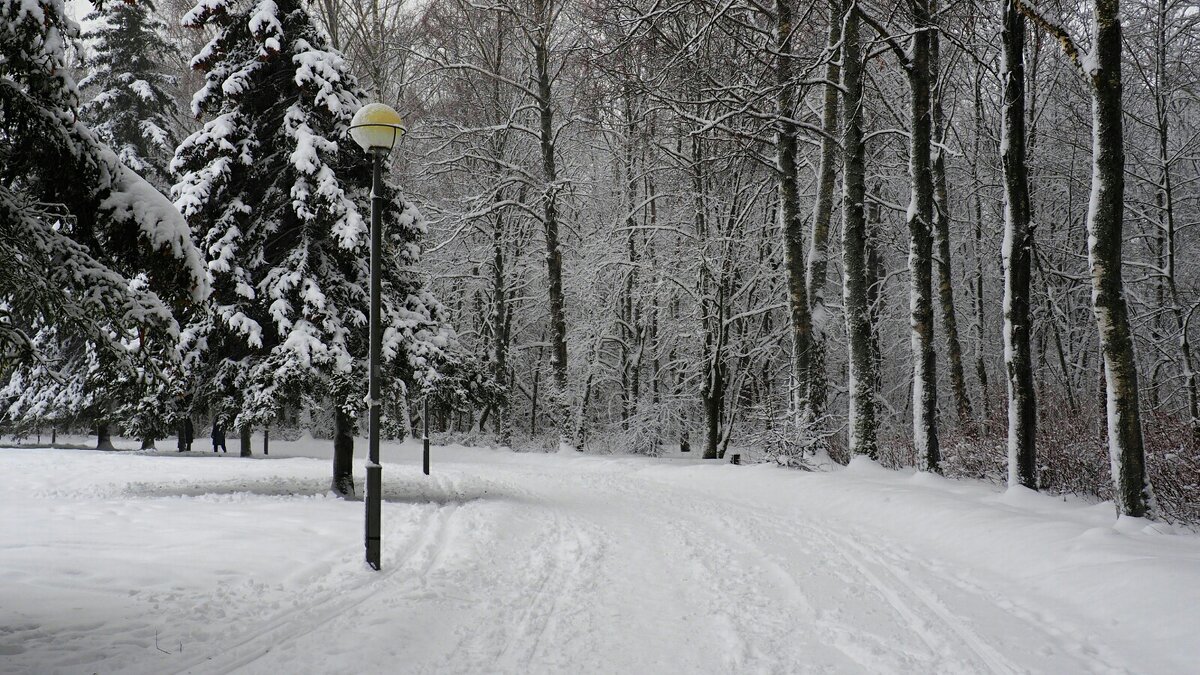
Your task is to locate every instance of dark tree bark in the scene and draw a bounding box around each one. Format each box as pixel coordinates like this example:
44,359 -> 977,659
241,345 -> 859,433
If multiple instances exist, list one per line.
775,0 -> 814,427
239,424 -> 252,457
805,0 -> 843,421
840,0 -> 878,459
96,423 -> 113,450
1001,0 -> 1037,489
971,66 -> 991,426
331,404 -> 355,497
930,6 -> 973,429
532,0 -> 572,448
491,203 -> 512,446
693,133 -> 727,461
907,0 -> 941,471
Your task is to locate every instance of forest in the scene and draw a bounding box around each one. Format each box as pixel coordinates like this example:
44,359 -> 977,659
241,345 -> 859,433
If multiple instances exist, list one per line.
2,0 -> 1199,523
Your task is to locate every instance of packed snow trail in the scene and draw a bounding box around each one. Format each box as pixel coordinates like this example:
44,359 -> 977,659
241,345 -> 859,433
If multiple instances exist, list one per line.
1,440 -> 1197,674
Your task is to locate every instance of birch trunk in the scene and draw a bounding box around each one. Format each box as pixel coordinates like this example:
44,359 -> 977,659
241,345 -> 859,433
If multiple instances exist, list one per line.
805,1 -> 843,421
840,1 -> 877,459
1000,0 -> 1037,489
908,0 -> 941,472
1088,0 -> 1151,516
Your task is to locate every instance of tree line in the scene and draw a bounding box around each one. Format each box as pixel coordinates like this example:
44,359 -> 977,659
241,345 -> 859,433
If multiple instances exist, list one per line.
374,0 -> 1197,520
3,0 -> 1199,522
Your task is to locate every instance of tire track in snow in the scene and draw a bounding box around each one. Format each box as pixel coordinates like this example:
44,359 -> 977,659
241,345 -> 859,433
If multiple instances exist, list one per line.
805,523 -> 1016,674
580,470 -> 893,673
173,495 -> 463,674
840,532 -> 1135,675
590,467 -> 1124,674
703,494 -> 1111,674
667,476 -> 1130,675
493,512 -> 597,671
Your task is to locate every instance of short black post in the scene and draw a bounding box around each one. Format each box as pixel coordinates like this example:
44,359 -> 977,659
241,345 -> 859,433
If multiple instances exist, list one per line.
263,426 -> 269,456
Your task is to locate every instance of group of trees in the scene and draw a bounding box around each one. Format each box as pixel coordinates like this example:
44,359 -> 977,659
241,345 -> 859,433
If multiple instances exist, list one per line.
372,0 -> 1195,518
1,0 -> 451,495
3,0 -> 1198,521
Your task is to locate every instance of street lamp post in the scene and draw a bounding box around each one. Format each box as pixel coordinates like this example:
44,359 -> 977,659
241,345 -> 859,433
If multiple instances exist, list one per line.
349,102 -> 406,571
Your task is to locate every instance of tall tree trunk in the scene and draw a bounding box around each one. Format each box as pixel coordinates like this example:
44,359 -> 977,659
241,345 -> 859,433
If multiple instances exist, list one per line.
239,424 -> 252,457
532,0 -> 572,447
775,0 -> 814,429
1001,0 -> 1037,489
694,133 -> 726,460
621,89 -> 641,432
331,403 -> 355,497
907,0 -> 940,472
96,422 -> 113,450
867,197 -> 885,392
530,364 -> 540,436
805,0 -> 843,421
1088,0 -> 1151,516
971,44 -> 991,428
930,7 -> 973,429
492,203 -> 512,446
840,0 -> 877,459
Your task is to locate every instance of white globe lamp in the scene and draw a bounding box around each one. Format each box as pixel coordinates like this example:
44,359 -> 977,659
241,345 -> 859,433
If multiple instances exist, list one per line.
350,103 -> 406,154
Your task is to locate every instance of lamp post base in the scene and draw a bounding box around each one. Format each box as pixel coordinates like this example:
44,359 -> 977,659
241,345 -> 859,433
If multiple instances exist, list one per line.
365,463 -> 382,570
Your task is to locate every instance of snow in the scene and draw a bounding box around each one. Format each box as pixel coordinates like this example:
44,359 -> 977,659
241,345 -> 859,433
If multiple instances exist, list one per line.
2,439 -> 1197,673
129,79 -> 153,101
97,147 -> 209,301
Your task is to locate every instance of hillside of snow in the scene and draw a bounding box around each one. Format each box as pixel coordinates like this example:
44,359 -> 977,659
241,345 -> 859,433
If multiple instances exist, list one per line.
1,437 -> 1197,674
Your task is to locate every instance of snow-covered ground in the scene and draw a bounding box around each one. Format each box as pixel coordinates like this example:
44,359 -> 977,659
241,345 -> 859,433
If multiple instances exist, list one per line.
1,437 -> 1197,674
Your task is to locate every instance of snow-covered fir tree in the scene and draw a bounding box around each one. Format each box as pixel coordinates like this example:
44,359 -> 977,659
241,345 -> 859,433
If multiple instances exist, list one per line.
0,0 -> 207,443
172,0 -> 452,485
76,0 -> 190,447
79,0 -> 182,189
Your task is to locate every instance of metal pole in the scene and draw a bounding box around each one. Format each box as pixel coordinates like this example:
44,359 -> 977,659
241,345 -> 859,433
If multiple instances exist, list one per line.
423,396 -> 430,475
365,148 -> 384,571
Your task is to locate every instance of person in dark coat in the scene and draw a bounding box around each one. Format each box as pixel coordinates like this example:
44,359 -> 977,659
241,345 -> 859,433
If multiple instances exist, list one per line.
212,421 -> 227,453
183,418 -> 194,451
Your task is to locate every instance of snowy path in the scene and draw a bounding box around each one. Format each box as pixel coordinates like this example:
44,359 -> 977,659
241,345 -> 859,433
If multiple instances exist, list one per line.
2,440 -> 1198,674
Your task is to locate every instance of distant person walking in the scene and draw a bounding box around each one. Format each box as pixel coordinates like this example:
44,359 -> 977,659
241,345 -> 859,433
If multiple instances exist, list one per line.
183,418 -> 194,452
212,421 -> 227,453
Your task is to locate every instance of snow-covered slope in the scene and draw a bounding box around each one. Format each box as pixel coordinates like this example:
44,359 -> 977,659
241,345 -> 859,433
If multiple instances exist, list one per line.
1,439 -> 1196,674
